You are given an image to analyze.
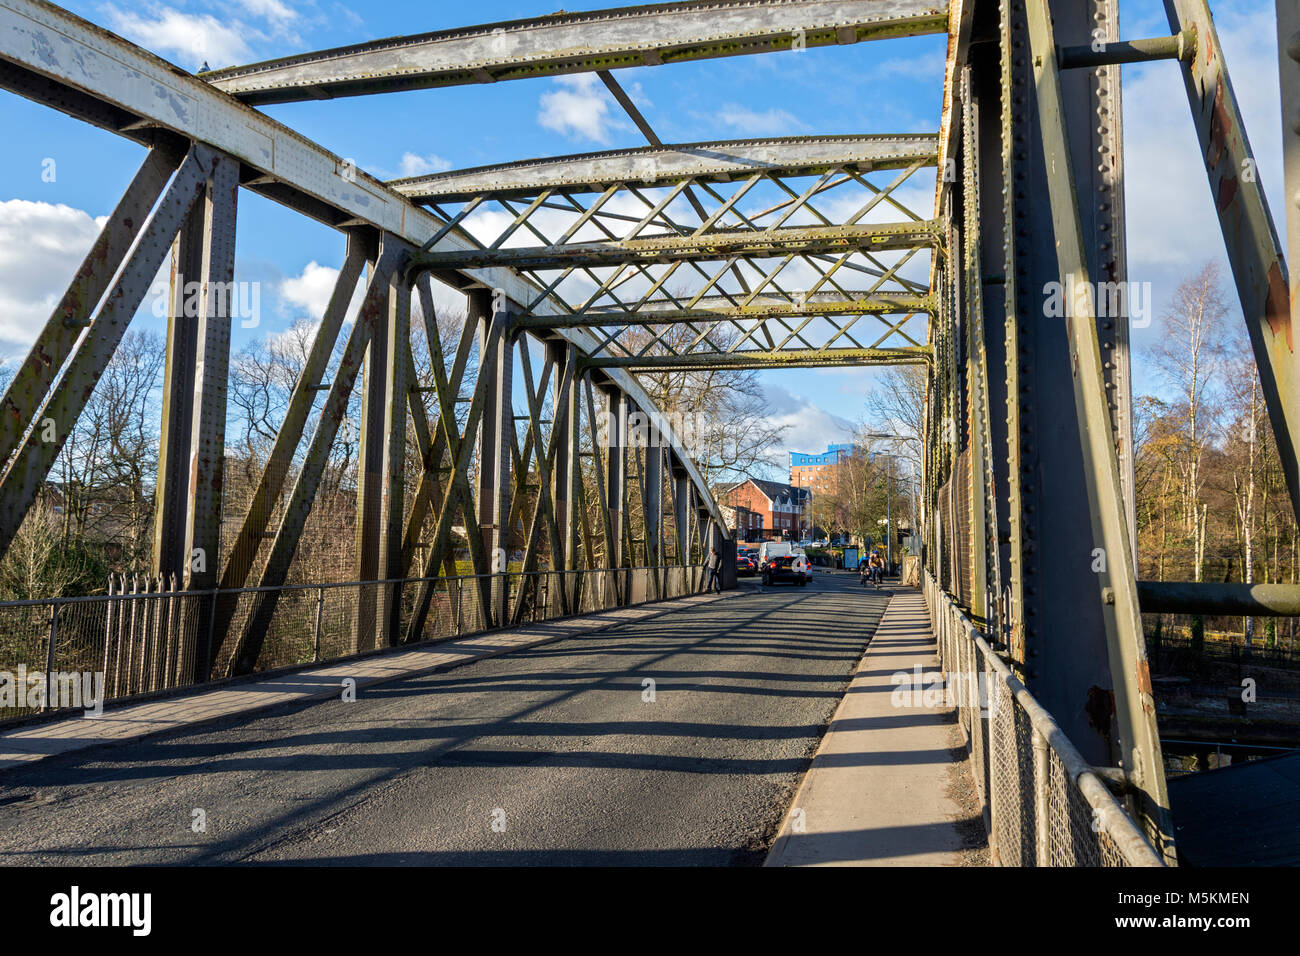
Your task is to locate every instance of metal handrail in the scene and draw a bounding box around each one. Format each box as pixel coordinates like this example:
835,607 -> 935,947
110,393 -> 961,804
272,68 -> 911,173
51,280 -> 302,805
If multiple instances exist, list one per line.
923,568 -> 1164,867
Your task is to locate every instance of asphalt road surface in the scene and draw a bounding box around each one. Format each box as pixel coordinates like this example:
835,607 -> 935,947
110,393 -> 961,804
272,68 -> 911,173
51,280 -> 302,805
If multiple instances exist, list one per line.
0,571 -> 891,866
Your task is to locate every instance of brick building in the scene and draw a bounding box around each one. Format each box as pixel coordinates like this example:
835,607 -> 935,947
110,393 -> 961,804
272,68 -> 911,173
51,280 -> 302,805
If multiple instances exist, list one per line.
717,478 -> 811,540
719,503 -> 764,541
790,443 -> 856,495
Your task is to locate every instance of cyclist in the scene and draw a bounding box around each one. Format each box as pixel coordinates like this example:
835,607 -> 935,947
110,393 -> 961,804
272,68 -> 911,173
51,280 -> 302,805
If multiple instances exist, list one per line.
868,550 -> 885,587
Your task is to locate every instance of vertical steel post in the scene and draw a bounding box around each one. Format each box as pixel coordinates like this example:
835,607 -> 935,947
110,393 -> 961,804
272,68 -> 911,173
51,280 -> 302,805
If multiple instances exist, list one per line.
1026,0 -> 1174,858
379,270 -> 410,645
152,208 -> 204,581
550,341 -> 580,610
475,288 -> 514,626
997,0 -> 1136,777
1033,727 -> 1051,866
603,387 -> 628,599
148,152 -> 237,681
353,243 -> 390,651
182,155 -> 238,597
644,435 -> 664,577
673,466 -> 690,567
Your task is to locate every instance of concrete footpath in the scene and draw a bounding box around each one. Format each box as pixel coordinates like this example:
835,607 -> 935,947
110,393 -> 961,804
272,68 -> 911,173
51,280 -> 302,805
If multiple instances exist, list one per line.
766,586 -> 986,866
0,589 -> 747,772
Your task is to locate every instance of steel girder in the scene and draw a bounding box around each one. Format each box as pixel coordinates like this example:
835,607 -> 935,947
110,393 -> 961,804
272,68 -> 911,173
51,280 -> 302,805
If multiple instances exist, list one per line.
515,292 -> 934,326
0,0 -> 726,526
391,135 -> 940,202
414,222 -> 939,271
409,147 -> 938,364
583,347 -> 930,369
202,0 -> 948,104
0,0 -> 739,690
930,0 -> 1172,858
0,144 -> 216,561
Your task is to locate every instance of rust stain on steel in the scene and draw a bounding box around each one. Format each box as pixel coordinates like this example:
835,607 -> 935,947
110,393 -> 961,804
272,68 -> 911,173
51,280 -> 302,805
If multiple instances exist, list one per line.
1206,82 -> 1229,171
1136,660 -> 1153,696
1268,261 -> 1292,351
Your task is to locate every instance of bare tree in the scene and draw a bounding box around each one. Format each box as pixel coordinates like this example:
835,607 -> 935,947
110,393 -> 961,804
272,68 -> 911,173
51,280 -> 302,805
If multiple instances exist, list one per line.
1152,262 -> 1227,582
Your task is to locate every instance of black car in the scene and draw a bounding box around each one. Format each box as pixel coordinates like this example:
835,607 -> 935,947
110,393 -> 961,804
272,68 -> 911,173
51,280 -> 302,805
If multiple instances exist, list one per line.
762,554 -> 809,586
737,553 -> 758,576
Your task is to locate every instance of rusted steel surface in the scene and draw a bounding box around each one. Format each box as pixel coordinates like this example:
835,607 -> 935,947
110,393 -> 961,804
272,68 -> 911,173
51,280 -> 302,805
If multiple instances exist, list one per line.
203,0 -> 948,104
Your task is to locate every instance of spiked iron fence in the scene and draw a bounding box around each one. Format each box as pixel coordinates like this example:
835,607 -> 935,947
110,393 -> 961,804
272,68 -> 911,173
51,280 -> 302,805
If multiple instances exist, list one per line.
923,570 -> 1164,867
0,565 -> 709,723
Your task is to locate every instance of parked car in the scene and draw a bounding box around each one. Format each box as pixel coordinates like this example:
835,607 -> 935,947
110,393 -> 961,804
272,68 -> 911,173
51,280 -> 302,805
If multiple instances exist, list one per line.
763,552 -> 810,586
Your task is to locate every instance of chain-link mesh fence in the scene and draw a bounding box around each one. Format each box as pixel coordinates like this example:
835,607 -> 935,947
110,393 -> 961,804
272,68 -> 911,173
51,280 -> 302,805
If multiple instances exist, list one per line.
0,564 -> 707,725
924,569 -> 1164,867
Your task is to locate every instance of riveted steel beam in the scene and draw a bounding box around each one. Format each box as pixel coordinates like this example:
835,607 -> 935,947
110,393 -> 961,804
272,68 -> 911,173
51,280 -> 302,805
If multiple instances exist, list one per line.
415,222 -> 939,272
391,135 -> 939,202
583,346 -> 929,369
182,155 -> 239,600
202,0 -> 948,104
514,292 -> 933,327
1027,0 -> 1173,858
0,0 -> 728,559
0,144 -> 183,471
0,145 -> 213,563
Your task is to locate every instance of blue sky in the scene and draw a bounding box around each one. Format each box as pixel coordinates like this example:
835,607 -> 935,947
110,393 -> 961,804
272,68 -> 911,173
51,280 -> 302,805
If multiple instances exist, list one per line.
0,0 -> 1285,477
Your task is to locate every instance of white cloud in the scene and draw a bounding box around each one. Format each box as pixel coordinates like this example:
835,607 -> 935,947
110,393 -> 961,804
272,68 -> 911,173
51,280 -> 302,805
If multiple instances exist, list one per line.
398,152 -> 454,178
871,52 -> 946,80
759,384 -> 856,472
717,105 -> 805,136
280,261 -> 345,319
0,200 -> 110,352
538,74 -> 626,143
102,4 -> 255,70
233,0 -> 297,24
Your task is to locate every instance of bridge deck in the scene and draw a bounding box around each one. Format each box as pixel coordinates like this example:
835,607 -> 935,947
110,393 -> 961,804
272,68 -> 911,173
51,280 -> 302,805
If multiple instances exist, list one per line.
767,588 -> 987,866
0,572 -> 899,865
0,591 -> 746,771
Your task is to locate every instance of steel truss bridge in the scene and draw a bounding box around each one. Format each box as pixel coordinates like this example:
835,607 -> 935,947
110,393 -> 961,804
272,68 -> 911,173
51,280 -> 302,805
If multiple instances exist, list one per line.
1,0 -> 1298,865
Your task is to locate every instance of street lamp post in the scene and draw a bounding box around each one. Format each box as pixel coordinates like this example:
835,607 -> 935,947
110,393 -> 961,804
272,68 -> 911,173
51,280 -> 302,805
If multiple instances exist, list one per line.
863,432 -> 915,576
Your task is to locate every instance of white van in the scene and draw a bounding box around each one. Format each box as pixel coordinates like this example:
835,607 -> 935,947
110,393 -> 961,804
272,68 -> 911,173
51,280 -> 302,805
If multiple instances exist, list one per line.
758,541 -> 793,564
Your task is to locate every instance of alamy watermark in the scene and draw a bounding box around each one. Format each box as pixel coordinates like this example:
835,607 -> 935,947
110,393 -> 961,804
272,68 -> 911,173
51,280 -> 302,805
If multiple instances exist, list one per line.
150,275 -> 262,328
891,665 -> 999,719
0,667 -> 104,716
1042,275 -> 1152,328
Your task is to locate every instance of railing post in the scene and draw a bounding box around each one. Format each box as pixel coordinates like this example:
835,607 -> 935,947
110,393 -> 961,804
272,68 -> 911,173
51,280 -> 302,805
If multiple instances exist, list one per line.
313,586 -> 324,661
984,644 -> 1000,866
1033,727 -> 1051,866
43,600 -> 58,712
455,578 -> 463,635
201,586 -> 218,685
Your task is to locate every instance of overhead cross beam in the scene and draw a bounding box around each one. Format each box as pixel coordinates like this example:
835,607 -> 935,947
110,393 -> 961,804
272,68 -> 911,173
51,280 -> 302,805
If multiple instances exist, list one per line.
583,346 -> 930,369
391,135 -> 939,202
202,0 -> 949,104
413,222 -> 940,271
515,292 -> 934,327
